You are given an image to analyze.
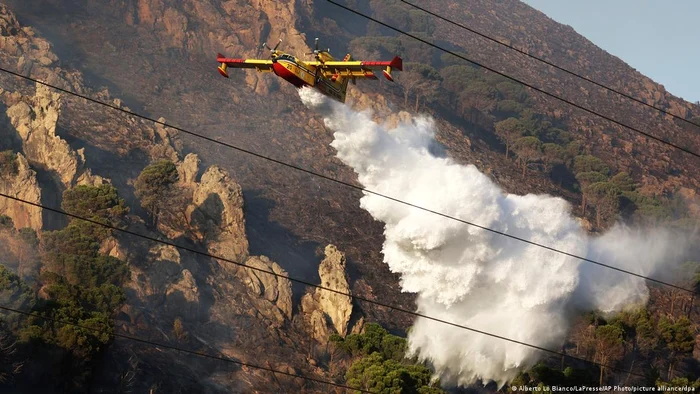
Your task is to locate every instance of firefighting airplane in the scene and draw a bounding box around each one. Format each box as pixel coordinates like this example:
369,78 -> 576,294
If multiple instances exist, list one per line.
216,37 -> 402,103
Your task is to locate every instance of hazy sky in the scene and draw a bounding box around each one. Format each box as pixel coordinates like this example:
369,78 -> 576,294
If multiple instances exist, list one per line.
522,0 -> 700,103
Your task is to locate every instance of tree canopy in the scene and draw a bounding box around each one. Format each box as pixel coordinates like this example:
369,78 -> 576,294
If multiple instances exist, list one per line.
134,160 -> 179,224
330,323 -> 445,394
495,118 -> 527,158
62,184 -> 128,230
573,155 -> 610,176
0,151 -> 18,177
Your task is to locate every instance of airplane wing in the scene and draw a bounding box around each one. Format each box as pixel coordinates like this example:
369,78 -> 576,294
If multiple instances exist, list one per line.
312,56 -> 403,81
216,53 -> 274,77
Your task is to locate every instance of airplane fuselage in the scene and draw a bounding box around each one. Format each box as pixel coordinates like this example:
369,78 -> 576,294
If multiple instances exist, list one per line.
271,54 -> 348,103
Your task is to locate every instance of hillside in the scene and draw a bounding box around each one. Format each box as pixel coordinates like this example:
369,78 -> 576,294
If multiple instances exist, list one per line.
0,5 -> 369,392
0,0 -> 698,392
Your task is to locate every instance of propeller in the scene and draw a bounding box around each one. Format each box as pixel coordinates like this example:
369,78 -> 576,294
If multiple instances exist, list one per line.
305,37 -> 331,60
261,38 -> 283,56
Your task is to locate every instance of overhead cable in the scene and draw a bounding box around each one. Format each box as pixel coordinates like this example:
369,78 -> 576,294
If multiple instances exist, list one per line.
0,69 -> 692,294
0,304 -> 373,393
0,192 -> 681,380
325,0 -> 700,160
398,0 -> 700,130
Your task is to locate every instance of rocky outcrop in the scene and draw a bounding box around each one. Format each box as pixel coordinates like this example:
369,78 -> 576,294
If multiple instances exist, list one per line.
165,269 -> 201,320
301,244 -> 353,342
190,164 -> 249,262
0,153 -> 42,230
99,236 -> 128,260
146,117 -> 180,163
5,83 -> 106,188
173,153 -> 292,323
177,152 -> 199,185
241,255 -> 293,321
0,4 -> 57,72
122,242 -> 203,322
172,153 -> 249,262
0,4 -> 85,98
0,5 -> 317,391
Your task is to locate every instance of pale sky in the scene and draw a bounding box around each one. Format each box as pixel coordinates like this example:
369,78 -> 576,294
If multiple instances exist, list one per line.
522,0 -> 700,103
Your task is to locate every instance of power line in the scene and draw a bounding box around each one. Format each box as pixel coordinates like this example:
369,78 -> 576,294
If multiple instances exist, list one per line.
0,69 -> 692,295
0,193 -> 683,381
398,0 -> 700,130
0,305 -> 373,393
325,0 -> 700,160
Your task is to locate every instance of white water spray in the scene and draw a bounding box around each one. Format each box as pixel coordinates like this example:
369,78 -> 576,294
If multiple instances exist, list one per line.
298,88 -> 686,387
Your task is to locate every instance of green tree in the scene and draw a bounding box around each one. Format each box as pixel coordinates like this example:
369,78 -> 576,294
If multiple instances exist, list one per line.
18,228 -> 38,247
396,34 -> 435,65
407,9 -> 436,35
20,182 -> 130,388
542,143 -> 567,177
61,185 -> 128,239
397,62 -> 443,111
0,264 -> 33,310
0,215 -> 13,230
573,155 -> 610,176
656,377 -> 700,390
575,172 -> 608,215
585,182 -> 621,228
625,193 -> 674,225
439,65 -> 479,94
134,160 -> 179,226
0,151 -> 18,177
18,212 -> 130,389
610,172 -> 636,192
565,141 -> 582,165
611,308 -> 658,356
331,323 -> 445,394
657,316 -> 695,379
512,136 -> 542,176
62,185 -> 128,224
495,118 -> 526,159
508,363 -> 597,391
494,100 -> 524,118
459,80 -> 499,113
345,352 -> 443,394
593,324 -> 625,385
496,81 -> 528,102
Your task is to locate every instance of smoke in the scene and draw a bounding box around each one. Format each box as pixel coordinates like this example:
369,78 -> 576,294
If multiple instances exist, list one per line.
298,88 -> 689,388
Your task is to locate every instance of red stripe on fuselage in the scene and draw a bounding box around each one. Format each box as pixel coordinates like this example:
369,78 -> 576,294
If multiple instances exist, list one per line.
360,61 -> 391,67
273,61 -> 310,88
218,58 -> 246,64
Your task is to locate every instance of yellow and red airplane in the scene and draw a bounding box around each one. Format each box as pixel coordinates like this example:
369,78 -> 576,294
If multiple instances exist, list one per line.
216,38 -> 402,103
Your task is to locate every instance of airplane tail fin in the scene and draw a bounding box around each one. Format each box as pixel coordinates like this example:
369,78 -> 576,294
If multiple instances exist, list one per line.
390,56 -> 403,71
